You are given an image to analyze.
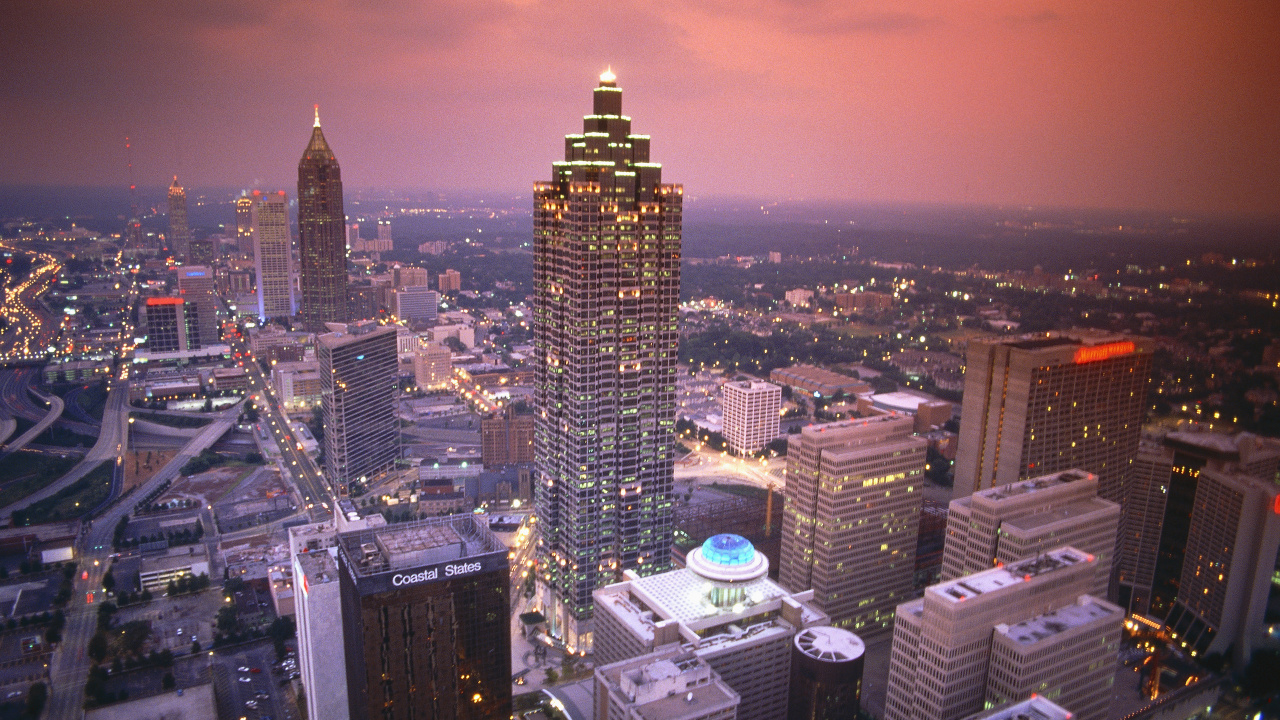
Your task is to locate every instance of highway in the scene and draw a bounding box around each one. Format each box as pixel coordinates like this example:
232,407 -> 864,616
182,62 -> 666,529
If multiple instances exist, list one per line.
0,389 -> 63,457
0,244 -> 62,361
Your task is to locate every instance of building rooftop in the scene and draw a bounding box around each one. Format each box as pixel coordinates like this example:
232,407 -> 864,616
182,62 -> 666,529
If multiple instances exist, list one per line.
294,547 -> 339,589
972,470 -> 1095,502
1001,497 -> 1117,535
336,514 -> 506,577
960,696 -> 1074,720
930,547 -> 1092,604
996,596 -> 1121,646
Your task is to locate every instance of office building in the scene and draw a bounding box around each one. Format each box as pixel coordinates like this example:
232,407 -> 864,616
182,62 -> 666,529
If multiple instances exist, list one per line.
780,415 -> 926,636
251,190 -> 294,321
595,646 -> 740,720
235,195 -> 255,255
292,535 -> 349,720
941,469 -> 1119,599
884,547 -> 1120,720
377,218 -> 391,245
960,697 -> 1074,720
317,322 -> 399,492
143,297 -> 195,353
413,342 -> 452,390
176,265 -> 219,348
189,236 -> 216,265
393,265 -> 430,289
594,535 -> 829,720
273,360 -> 323,412
394,286 -> 439,327
437,268 -> 461,293
298,107 -> 349,331
788,626 -> 864,720
532,71 -> 683,652
481,407 -> 534,467
953,332 -> 1153,501
337,516 -> 511,720
721,380 -> 781,455
1120,429 -> 1280,618
1162,467 -> 1280,664
167,176 -> 190,259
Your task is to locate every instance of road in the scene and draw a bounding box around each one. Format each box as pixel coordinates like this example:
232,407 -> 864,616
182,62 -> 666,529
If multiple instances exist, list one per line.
42,406 -> 238,720
0,389 -> 63,457
0,244 -> 62,361
225,332 -> 333,522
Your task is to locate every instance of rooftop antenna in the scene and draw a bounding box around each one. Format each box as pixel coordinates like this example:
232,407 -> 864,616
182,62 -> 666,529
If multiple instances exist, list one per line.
125,135 -> 142,249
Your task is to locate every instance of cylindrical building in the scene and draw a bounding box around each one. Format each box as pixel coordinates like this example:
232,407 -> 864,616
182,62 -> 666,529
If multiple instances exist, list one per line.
788,626 -> 865,720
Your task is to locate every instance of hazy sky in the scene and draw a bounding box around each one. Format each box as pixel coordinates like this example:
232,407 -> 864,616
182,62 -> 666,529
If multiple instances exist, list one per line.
3,0 -> 1277,216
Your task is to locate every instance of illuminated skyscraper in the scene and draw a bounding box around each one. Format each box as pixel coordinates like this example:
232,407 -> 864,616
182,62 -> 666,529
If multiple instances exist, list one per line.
298,106 -> 349,332
251,191 -> 294,321
953,332 -> 1153,503
532,70 -> 683,652
235,195 -> 255,255
317,322 -> 399,492
167,176 -> 190,260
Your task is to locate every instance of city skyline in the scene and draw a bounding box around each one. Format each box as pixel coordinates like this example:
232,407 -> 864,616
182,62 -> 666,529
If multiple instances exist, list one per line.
3,2 -> 1278,218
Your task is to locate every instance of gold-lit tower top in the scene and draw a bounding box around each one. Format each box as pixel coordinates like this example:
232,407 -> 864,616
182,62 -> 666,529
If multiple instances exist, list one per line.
314,104 -> 321,128
599,66 -> 616,84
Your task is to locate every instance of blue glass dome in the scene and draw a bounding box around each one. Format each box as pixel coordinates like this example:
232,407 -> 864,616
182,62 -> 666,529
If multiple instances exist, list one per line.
701,534 -> 755,567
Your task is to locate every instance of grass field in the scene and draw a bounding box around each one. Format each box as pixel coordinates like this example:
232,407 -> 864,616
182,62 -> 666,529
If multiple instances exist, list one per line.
0,451 -> 80,508
11,461 -> 113,525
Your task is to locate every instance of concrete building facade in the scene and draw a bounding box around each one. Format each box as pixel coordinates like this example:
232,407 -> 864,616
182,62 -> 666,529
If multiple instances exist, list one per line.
780,416 -> 926,636
317,323 -> 399,492
720,380 -> 781,455
595,646 -> 740,720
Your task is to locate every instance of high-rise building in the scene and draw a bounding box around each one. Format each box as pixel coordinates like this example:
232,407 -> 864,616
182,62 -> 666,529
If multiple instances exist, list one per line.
317,322 -> 399,492
413,342 -> 452,390
532,71 -> 683,653
298,107 -> 349,332
189,236 -> 216,265
393,286 -> 439,327
481,407 -> 534,468
780,415 -> 926,636
392,265 -> 430,289
953,332 -> 1153,502
941,469 -> 1119,599
788,627 -> 865,720
291,525 -> 349,720
884,547 -> 1121,720
594,535 -> 830,720
235,195 -> 255,255
143,297 -> 195,353
336,516 -> 511,720
721,380 -> 781,455
251,190 -> 294,321
437,268 -> 461,293
1121,430 -> 1280,619
1162,467 -> 1280,664
595,646 -> 740,720
167,176 -> 190,260
176,265 -> 219,349
376,218 -> 391,244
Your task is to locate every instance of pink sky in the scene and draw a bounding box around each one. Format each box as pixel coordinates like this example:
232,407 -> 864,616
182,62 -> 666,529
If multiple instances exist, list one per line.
2,0 -> 1277,216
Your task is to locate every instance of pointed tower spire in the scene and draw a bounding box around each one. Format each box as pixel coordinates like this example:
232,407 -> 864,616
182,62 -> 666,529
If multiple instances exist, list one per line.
314,104 -> 321,128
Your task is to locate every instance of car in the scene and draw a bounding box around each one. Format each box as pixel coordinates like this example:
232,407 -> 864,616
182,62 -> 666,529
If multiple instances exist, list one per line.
245,700 -> 258,709
250,667 -> 262,674
238,676 -> 251,683
238,666 -> 250,673
176,628 -> 183,635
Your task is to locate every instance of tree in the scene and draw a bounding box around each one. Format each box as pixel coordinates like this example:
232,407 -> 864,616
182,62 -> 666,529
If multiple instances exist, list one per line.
24,682 -> 47,718
215,605 -> 240,636
87,632 -> 108,663
101,570 -> 115,593
162,672 -> 175,690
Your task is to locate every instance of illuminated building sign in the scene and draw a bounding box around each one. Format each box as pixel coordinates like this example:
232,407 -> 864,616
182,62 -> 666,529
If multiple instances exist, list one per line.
1073,341 -> 1136,365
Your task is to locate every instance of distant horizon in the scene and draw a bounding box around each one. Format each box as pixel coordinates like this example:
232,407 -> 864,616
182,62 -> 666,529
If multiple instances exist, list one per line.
2,183 -> 1278,225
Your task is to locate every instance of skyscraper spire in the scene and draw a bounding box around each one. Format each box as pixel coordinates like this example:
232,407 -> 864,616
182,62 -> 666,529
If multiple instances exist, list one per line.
298,107 -> 348,331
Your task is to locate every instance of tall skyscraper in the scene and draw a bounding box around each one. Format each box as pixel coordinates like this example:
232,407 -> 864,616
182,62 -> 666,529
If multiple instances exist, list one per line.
884,547 -> 1121,720
235,195 -> 255,255
1121,430 -> 1280,617
251,190 -> 294,321
298,106 -> 349,332
143,297 -> 195,353
176,266 -> 219,349
167,176 -> 190,260
953,332 -> 1153,503
317,322 -> 399,492
779,415 -> 926,636
336,516 -> 511,720
941,469 -> 1120,599
532,70 -> 683,652
721,379 -> 782,455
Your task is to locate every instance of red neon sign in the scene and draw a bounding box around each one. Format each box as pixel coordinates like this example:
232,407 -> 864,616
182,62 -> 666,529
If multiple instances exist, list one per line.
1073,341 -> 1136,365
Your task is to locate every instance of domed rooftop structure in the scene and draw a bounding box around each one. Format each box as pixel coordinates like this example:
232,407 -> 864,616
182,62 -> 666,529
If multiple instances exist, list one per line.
686,534 -> 769,583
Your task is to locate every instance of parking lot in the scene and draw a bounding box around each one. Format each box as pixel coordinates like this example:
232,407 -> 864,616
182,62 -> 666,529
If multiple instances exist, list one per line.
113,588 -> 224,653
209,640 -> 299,720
